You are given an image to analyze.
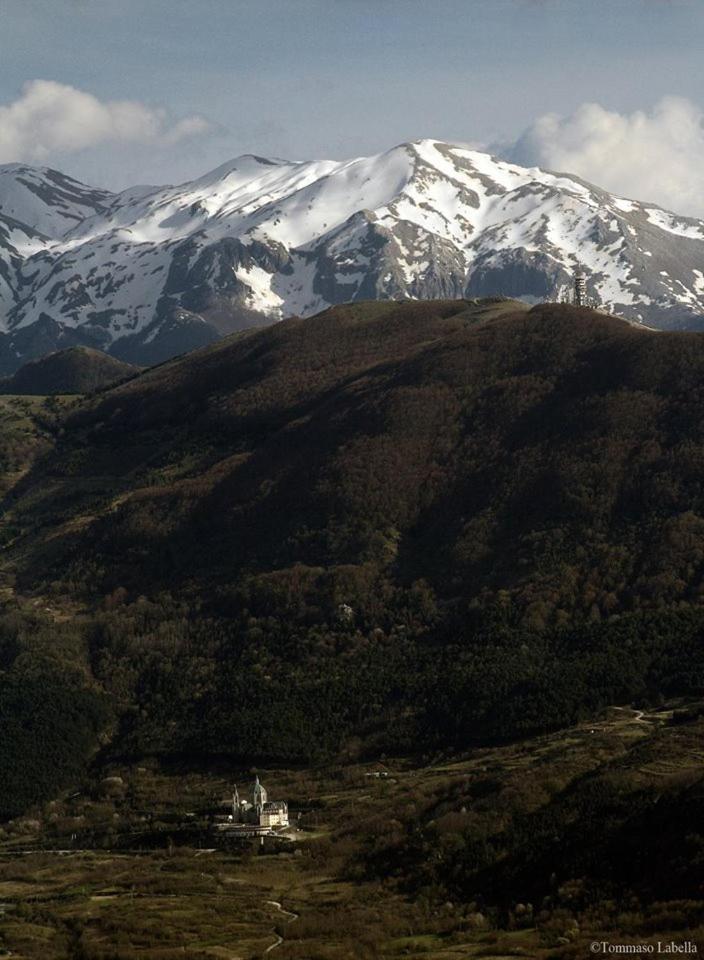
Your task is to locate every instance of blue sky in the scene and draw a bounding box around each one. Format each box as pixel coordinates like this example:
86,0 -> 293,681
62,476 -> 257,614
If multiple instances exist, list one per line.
1,0 -> 703,212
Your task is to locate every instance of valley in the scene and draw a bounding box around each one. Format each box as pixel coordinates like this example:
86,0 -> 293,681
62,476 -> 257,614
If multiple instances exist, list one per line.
1,701 -> 703,959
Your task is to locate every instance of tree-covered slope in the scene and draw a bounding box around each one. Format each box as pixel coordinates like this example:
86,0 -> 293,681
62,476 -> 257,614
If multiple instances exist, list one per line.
4,297 -> 704,812
0,345 -> 137,396
6,295 -> 704,627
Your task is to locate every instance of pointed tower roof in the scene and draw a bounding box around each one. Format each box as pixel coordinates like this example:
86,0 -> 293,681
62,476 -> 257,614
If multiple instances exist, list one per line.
253,776 -> 268,807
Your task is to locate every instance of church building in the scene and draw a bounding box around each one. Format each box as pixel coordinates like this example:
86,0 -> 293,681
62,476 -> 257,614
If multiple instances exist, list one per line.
230,776 -> 289,829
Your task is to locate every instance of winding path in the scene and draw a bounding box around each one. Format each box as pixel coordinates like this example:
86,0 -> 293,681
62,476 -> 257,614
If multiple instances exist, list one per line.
264,900 -> 299,955
612,706 -> 651,725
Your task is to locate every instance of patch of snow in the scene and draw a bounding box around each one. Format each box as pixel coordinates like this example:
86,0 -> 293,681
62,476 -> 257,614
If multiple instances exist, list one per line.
612,198 -> 637,213
645,207 -> 704,240
235,262 -> 283,315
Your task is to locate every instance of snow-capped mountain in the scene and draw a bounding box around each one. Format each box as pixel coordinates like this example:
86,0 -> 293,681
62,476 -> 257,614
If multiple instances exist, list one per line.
1,140 -> 704,373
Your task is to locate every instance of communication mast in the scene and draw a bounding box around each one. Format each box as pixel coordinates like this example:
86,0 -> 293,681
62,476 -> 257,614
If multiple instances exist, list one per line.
574,273 -> 587,307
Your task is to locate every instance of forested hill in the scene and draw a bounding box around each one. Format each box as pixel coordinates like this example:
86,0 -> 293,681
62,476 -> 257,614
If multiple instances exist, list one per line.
5,295 -> 704,627
5,297 -> 704,815
0,346 -> 138,396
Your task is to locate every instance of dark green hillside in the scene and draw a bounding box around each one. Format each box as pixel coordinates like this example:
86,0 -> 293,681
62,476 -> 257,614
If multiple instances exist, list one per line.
5,298 -> 704,810
6,295 -> 704,626
0,346 -> 138,396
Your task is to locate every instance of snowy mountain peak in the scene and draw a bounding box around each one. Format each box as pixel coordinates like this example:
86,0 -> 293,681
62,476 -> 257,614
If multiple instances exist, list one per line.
0,140 -> 703,373
0,164 -> 113,240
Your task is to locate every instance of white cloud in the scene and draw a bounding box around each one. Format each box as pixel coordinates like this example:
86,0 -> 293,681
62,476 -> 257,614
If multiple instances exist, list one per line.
0,79 -> 211,165
504,96 -> 704,217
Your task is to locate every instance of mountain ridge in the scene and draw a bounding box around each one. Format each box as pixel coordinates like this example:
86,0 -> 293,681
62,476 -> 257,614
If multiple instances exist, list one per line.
1,140 -> 704,372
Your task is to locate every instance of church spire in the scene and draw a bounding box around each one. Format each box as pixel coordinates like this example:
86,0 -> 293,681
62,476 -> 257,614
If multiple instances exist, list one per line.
253,775 -> 267,813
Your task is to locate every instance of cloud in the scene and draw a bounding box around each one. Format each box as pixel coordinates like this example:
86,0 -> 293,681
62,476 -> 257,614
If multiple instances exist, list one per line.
503,96 -> 704,217
0,79 -> 212,165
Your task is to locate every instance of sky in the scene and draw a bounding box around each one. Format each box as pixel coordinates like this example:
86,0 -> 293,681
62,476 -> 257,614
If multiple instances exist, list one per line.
1,0 -> 704,214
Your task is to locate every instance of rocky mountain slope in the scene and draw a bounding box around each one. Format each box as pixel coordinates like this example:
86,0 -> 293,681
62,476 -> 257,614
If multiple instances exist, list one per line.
1,141 -> 704,372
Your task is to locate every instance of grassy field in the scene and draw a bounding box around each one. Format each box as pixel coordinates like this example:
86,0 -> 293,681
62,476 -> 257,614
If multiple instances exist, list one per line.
2,701 -> 703,959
